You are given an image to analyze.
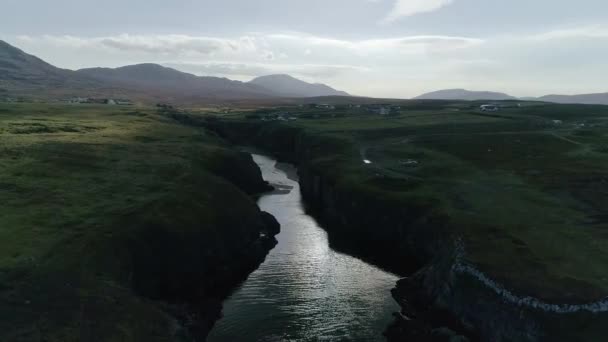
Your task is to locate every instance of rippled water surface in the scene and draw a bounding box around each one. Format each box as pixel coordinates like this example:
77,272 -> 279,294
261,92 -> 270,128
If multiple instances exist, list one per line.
208,154 -> 399,342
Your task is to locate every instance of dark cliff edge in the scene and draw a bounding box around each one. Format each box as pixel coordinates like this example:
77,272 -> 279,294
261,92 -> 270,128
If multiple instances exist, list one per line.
136,115 -> 280,340
204,119 -> 608,342
3,158 -> 280,342
121,163 -> 281,340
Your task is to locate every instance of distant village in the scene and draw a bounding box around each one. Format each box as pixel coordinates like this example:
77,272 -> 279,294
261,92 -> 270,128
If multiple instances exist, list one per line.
303,103 -> 401,115
1,96 -> 134,105
66,97 -> 133,105
248,103 -> 403,122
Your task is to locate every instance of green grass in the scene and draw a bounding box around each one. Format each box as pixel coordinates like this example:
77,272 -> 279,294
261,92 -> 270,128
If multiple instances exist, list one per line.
231,101 -> 608,303
0,103 -> 270,341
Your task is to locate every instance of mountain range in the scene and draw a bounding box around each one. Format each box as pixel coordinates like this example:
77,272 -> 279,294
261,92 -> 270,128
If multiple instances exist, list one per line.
0,40 -> 349,103
2,40 -> 608,105
414,88 -> 608,105
76,64 -> 275,100
0,40 -> 124,99
249,74 -> 349,97
535,93 -> 608,105
414,89 -> 515,101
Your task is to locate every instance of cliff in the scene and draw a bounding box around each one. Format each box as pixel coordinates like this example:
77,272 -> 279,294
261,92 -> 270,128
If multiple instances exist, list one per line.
205,118 -> 608,342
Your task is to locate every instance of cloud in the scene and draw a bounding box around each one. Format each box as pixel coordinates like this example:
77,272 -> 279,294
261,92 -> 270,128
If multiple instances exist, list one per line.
384,0 -> 454,22
267,33 -> 483,56
17,34 -> 261,57
99,35 -> 226,55
15,32 -> 482,63
527,25 -> 608,41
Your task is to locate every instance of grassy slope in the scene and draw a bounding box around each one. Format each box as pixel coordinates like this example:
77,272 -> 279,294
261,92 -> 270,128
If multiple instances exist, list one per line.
0,103 -> 271,341
232,102 -> 608,304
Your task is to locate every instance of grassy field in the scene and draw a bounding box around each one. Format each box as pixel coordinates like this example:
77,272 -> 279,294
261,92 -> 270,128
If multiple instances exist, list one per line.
4,100 -> 606,339
233,101 -> 608,303
0,103 -> 273,341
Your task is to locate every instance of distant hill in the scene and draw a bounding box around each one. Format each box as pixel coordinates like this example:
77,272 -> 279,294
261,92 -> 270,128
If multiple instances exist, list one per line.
248,74 -> 349,98
415,88 -> 608,105
77,64 -> 276,100
4,39 -> 607,106
537,93 -> 608,105
0,40 -> 305,102
0,40 -> 118,98
414,89 -> 516,101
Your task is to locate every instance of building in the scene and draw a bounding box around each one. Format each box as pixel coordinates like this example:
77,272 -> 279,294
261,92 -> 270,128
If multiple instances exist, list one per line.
69,97 -> 89,104
114,99 -> 133,105
67,97 -> 132,105
480,104 -> 499,112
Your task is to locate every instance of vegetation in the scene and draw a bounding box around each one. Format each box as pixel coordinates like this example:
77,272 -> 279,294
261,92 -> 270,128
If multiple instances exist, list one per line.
0,103 -> 276,341
4,99 -> 607,340
219,101 -> 608,304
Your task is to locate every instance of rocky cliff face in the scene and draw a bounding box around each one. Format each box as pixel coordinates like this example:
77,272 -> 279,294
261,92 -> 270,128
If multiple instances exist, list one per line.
134,114 -> 281,339
206,119 -> 608,342
100,159 -> 281,341
125,207 -> 280,340
205,120 -> 443,272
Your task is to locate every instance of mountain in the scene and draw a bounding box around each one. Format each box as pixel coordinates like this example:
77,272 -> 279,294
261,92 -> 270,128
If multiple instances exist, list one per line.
0,40 -> 284,102
0,40 -> 114,98
414,89 -> 516,101
77,64 -> 276,100
537,93 -> 608,105
413,88 -> 608,105
8,38 -> 605,106
248,74 -> 349,97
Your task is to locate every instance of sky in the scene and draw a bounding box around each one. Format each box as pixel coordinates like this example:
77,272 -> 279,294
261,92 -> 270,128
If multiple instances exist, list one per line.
2,0 -> 608,98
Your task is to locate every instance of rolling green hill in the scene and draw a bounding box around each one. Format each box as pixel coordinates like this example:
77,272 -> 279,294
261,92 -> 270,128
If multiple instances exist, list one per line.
0,103 -> 279,341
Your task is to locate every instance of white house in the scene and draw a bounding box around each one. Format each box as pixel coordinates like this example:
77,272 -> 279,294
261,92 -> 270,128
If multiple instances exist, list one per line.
115,99 -> 133,106
480,104 -> 499,112
69,97 -> 89,104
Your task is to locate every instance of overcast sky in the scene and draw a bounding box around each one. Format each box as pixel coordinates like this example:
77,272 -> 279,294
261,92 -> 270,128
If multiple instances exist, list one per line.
2,0 -> 608,98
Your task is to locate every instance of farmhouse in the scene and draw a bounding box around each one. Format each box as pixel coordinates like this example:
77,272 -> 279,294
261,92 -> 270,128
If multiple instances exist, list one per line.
67,97 -> 133,105
69,97 -> 89,104
480,104 -> 499,112
114,99 -> 133,105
